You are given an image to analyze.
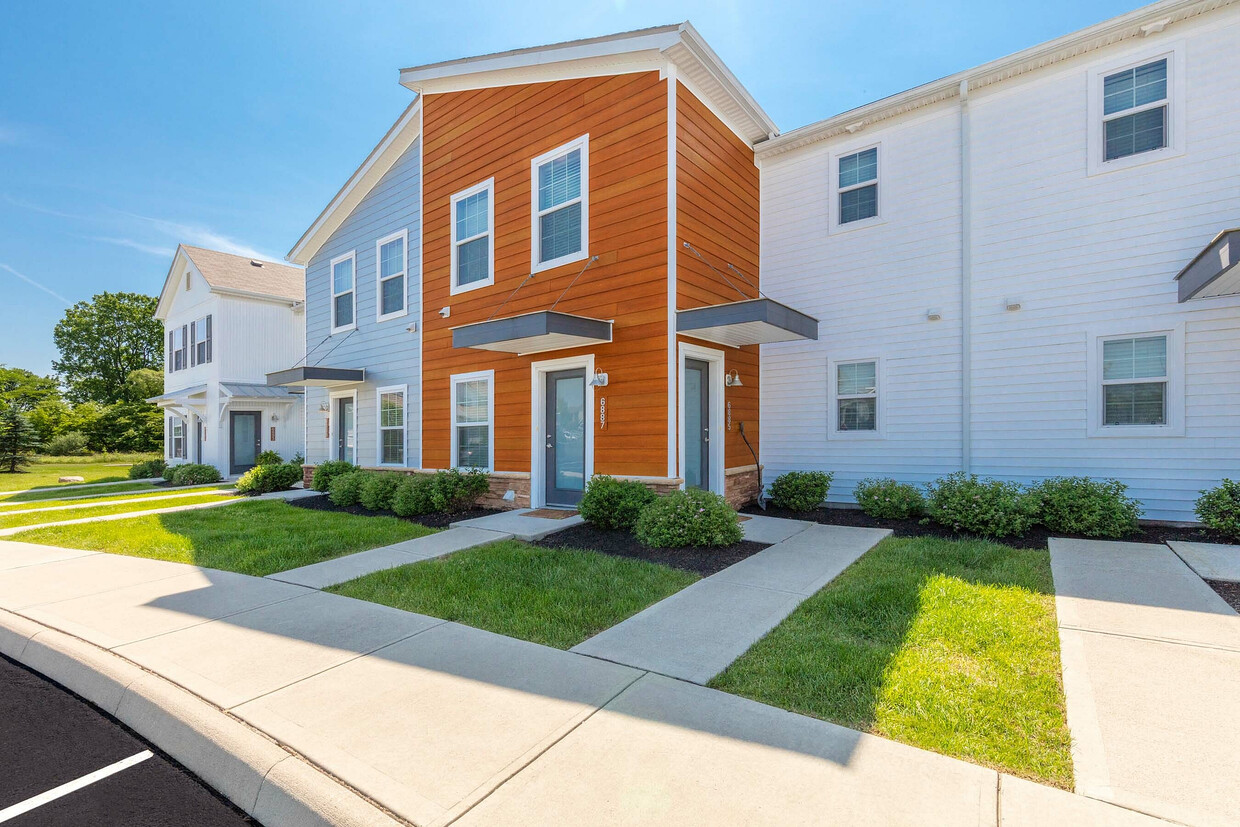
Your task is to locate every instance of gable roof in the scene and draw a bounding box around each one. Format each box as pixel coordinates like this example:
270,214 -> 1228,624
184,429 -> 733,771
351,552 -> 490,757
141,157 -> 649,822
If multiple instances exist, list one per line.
155,244 -> 304,319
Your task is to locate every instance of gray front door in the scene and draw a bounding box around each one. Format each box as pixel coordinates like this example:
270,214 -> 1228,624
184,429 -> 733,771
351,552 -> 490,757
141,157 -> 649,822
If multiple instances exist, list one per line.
684,359 -> 710,490
229,411 -> 261,474
544,368 -> 586,507
195,420 -> 204,464
337,398 -> 355,463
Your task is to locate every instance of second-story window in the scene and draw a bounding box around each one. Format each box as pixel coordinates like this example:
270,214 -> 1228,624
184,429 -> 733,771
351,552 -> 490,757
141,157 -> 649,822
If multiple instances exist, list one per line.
190,315 -> 212,366
1103,58 -> 1167,162
169,326 -> 187,372
376,230 -> 407,320
532,135 -> 588,271
838,147 -> 878,225
331,252 -> 356,333
451,180 -> 494,294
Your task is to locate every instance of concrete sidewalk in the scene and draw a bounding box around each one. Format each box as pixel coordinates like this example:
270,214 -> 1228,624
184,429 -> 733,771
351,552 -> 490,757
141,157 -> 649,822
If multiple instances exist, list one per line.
1050,539 -> 1240,827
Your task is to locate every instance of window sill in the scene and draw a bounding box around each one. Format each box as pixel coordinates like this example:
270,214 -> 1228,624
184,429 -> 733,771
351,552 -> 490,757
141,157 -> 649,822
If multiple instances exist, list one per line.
828,429 -> 885,441
330,323 -> 357,336
449,278 -> 494,297
1086,144 -> 1184,177
376,309 -> 408,324
830,216 -> 886,236
533,249 -> 587,274
1086,424 -> 1184,438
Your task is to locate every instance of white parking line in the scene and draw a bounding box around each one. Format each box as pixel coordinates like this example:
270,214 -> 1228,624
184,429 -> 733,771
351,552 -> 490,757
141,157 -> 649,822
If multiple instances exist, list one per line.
0,750 -> 153,822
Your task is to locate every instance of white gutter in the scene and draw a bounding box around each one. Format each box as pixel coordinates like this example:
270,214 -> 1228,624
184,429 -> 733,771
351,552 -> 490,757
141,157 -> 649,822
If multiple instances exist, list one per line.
959,79 -> 972,474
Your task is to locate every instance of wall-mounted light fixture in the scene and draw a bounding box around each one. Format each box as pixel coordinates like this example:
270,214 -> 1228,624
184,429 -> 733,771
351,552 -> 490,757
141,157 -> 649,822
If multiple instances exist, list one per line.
270,414 -> 279,423
406,322 -> 418,333
319,402 -> 330,413
725,369 -> 743,387
926,308 -> 942,321
589,368 -> 609,387
1004,297 -> 1022,312
439,306 -> 451,318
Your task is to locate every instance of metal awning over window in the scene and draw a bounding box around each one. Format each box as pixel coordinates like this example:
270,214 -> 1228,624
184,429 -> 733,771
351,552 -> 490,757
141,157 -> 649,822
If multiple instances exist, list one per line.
1176,228 -> 1240,302
677,298 -> 818,347
452,310 -> 612,355
266,366 -> 365,388
146,384 -> 208,406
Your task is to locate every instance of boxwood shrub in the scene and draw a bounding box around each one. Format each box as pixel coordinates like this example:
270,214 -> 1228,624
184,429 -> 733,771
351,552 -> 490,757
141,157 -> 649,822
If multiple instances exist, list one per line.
169,463 -> 223,486
579,475 -> 658,531
235,462 -> 302,495
391,475 -> 435,517
634,488 -> 743,548
1195,479 -> 1240,541
254,450 -> 284,466
1030,476 -> 1140,537
328,470 -> 369,507
311,460 -> 355,492
429,468 -> 490,512
853,477 -> 925,519
925,471 -> 1038,538
359,472 -> 402,512
128,458 -> 167,480
768,471 -> 833,512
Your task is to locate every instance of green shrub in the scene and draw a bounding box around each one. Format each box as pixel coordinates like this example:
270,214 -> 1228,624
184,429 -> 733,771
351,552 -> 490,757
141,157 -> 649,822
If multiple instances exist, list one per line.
1195,479 -> 1240,541
634,488 -> 743,548
291,452 -> 305,465
391,475 -> 435,517
925,472 -> 1038,538
235,462 -> 302,495
768,471 -> 833,512
311,460 -> 354,492
328,470 -> 369,507
429,468 -> 490,512
359,473 -> 401,512
854,477 -> 925,519
44,431 -> 90,456
579,475 -> 658,530
254,450 -> 283,466
128,458 -> 167,480
162,463 -> 179,482
170,463 -> 223,486
1031,477 -> 1141,537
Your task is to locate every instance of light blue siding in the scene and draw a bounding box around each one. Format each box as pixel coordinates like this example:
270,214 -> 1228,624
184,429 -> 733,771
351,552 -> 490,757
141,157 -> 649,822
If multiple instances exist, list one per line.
304,137 -> 421,467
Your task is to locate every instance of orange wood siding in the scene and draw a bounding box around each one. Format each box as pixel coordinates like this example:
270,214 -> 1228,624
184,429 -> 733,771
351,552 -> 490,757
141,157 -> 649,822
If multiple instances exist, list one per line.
675,82 -> 761,470
422,72 -> 670,477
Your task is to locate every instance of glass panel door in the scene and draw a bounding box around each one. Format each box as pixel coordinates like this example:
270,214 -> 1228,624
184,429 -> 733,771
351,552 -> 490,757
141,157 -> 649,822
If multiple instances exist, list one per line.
229,411 -> 261,474
684,359 -> 710,490
337,398 -> 355,463
544,369 -> 586,507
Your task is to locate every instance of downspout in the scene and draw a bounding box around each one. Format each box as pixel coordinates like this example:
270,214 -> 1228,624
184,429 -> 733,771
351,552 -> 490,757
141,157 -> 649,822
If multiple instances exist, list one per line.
959,79 -> 973,474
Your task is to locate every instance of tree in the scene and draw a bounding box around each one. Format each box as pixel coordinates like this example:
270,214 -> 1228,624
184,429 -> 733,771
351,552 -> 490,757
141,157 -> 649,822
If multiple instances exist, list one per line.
0,405 -> 41,473
52,292 -> 163,404
124,368 -> 164,403
0,365 -> 60,412
88,402 -> 163,453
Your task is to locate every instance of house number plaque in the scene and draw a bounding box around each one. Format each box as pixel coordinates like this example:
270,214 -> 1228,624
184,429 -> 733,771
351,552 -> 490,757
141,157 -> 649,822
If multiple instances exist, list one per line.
599,397 -> 606,430
726,401 -> 732,431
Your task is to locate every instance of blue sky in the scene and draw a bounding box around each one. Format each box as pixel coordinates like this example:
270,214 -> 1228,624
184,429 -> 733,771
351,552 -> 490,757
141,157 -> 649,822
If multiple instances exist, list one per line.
1,0 -> 1138,375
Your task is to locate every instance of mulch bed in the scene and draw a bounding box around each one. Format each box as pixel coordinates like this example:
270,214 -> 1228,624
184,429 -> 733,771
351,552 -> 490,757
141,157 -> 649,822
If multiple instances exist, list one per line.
741,504 -> 1239,551
1207,580 -> 1240,613
287,493 -> 504,529
531,523 -> 769,577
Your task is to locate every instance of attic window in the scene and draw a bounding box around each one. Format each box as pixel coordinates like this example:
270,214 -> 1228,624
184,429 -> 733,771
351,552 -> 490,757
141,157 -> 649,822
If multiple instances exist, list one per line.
184,272 -> 191,290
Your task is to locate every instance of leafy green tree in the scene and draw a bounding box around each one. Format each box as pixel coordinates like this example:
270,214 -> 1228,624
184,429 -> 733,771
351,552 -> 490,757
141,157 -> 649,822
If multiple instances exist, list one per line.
88,402 -> 163,453
0,365 -> 60,412
27,398 -> 69,443
124,368 -> 164,403
0,405 -> 41,473
52,292 -> 163,404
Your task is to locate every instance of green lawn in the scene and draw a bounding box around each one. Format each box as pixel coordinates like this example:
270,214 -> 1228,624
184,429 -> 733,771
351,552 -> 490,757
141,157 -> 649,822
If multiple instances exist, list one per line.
0,480 -> 161,504
0,483 -> 231,511
0,461 -> 136,491
709,536 -> 1073,788
329,541 -> 698,649
0,490 -> 240,530
12,500 -> 435,577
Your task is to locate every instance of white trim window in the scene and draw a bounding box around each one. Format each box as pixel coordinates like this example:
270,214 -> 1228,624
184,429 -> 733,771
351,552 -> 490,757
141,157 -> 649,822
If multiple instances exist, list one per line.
169,325 -> 188,372
531,135 -> 589,271
450,180 -> 494,294
828,357 -> 884,438
330,251 -> 356,333
1102,58 -> 1168,161
170,418 -> 186,459
1087,325 -> 1184,437
189,315 -> 212,366
375,230 -> 408,321
377,385 -> 407,465
837,146 -> 879,226
451,370 -> 493,471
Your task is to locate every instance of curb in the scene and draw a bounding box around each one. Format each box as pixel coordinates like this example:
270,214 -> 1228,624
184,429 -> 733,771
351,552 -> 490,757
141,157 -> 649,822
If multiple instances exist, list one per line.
0,608 -> 405,827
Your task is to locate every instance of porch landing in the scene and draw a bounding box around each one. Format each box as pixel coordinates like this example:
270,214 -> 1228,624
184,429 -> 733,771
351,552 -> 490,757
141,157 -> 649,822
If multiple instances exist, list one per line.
451,508 -> 585,541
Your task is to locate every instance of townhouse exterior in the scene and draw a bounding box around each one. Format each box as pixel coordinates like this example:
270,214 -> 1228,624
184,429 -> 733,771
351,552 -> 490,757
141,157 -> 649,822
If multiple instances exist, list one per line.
275,0 -> 1240,521
152,245 -> 306,476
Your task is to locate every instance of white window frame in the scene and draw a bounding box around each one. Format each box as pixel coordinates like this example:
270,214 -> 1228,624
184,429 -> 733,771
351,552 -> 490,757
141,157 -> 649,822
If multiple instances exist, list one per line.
1087,45 -> 1185,176
374,229 -> 409,322
190,315 -> 211,367
330,251 -> 357,334
828,356 -> 885,439
170,417 -> 186,460
450,370 -> 494,472
375,384 -> 407,466
830,142 -> 883,233
449,179 -> 495,295
531,135 -> 589,273
1086,323 -> 1184,437
170,325 -> 187,372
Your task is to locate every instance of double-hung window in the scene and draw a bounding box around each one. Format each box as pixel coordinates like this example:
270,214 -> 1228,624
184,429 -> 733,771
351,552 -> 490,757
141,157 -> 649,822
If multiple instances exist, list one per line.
835,360 -> 878,432
170,418 -> 185,459
376,231 -> 407,320
330,252 -> 356,332
190,315 -> 211,366
451,180 -> 494,293
377,385 -> 406,465
169,326 -> 187,372
1102,58 -> 1168,162
837,147 -> 878,225
1101,335 -> 1167,426
532,136 -> 588,271
451,371 -> 493,471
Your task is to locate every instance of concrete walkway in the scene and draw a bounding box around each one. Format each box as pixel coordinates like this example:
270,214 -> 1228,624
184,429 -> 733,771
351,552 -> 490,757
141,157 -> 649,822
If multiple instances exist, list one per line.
571,523 -> 889,683
268,527 -> 512,589
0,485 -> 232,516
1050,538 -> 1240,826
451,508 -> 584,541
1167,540 -> 1240,582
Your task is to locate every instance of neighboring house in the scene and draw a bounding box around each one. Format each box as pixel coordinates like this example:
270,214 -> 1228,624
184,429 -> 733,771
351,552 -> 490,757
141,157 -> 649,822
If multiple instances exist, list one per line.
152,245 -> 306,477
276,0 -> 1239,520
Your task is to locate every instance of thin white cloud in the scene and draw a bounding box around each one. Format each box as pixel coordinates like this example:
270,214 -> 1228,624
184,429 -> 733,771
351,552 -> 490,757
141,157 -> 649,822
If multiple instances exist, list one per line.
0,263 -> 72,306
2,194 -> 88,221
86,236 -> 175,257
125,212 -> 279,262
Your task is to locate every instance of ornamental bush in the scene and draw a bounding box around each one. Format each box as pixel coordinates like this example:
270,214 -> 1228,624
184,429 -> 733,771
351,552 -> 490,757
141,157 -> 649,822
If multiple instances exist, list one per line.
429,468 -> 490,512
854,477 -> 925,520
359,472 -> 402,512
44,431 -> 89,456
579,475 -> 658,531
391,475 -> 435,517
128,458 -> 167,480
1030,476 -> 1141,537
1195,479 -> 1240,541
925,472 -> 1038,538
311,460 -> 354,492
768,470 -> 833,512
328,470 -> 368,507
254,450 -> 284,466
634,488 -> 743,548
235,462 -> 302,495
169,463 -> 223,486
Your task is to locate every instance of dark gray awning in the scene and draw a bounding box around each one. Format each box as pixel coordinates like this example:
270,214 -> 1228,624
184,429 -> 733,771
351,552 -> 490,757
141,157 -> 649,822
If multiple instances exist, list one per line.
267,366 -> 365,388
677,298 -> 818,347
452,311 -> 612,355
1177,228 -> 1240,302
222,382 -> 300,399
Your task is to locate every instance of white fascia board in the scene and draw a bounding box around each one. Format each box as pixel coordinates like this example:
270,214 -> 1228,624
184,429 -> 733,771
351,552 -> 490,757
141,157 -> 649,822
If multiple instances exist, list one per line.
406,52 -> 668,96
155,246 -> 201,321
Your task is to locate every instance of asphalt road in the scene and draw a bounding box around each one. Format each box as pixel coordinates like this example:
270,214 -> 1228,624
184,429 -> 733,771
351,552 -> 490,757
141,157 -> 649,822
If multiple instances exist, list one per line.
0,654 -> 257,826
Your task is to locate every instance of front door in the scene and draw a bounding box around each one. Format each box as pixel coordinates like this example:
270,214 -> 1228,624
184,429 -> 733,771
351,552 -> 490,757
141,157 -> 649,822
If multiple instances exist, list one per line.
195,419 -> 204,464
229,411 -> 261,475
337,397 -> 355,463
684,358 -> 711,490
544,368 -> 586,507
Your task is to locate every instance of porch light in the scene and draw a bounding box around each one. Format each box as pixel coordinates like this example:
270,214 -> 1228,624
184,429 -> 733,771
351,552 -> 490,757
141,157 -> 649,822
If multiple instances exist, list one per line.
319,402 -> 330,413
589,369 -> 609,387
725,369 -> 743,387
